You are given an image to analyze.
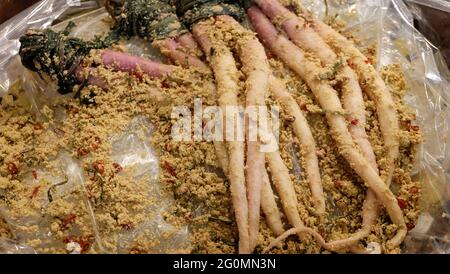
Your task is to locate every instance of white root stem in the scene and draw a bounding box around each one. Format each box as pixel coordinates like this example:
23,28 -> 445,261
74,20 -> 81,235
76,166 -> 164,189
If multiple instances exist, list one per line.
247,6 -> 407,248
255,0 -> 383,251
261,170 -> 285,236
276,0 -> 402,248
266,151 -> 306,240
264,189 -> 379,253
237,34 -> 271,252
255,0 -> 379,179
193,20 -> 250,254
269,77 -> 325,216
292,1 -> 399,187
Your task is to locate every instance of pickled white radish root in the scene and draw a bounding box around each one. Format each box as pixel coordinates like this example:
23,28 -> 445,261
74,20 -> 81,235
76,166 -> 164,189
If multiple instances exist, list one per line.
193,21 -> 250,254
247,6 -> 407,247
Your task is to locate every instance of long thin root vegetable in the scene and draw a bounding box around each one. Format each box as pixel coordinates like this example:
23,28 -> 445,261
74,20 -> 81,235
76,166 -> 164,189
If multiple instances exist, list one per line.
255,0 -> 383,249
101,50 -> 174,78
225,16 -> 272,251
254,0 -> 379,174
264,190 -> 379,252
261,170 -> 285,236
254,0 -> 336,62
247,6 -> 407,247
266,151 -> 305,235
287,0 -> 399,186
269,77 -> 325,216
158,38 -> 210,70
212,120 -> 284,238
193,20 -> 250,254
265,0 -> 401,248
263,226 -> 325,253
176,33 -> 204,57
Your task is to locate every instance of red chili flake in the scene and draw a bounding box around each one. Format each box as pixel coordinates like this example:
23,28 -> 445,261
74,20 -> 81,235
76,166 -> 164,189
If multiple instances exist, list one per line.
6,162 -> 19,175
91,137 -> 102,150
77,147 -> 90,157
407,223 -> 416,230
32,170 -> 38,180
30,185 -> 41,199
78,236 -> 94,253
33,123 -> 43,130
131,70 -> 143,81
113,163 -> 123,174
163,161 -> 177,177
93,161 -> 105,175
61,214 -> 77,230
350,119 -> 359,126
409,125 -> 420,132
365,59 -> 372,65
121,223 -> 134,230
409,186 -> 420,195
397,198 -> 408,209
53,128 -> 65,137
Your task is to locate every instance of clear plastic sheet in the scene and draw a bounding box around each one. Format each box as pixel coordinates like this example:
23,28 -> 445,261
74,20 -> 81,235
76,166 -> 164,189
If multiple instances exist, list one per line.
0,0 -> 449,253
405,0 -> 450,69
0,238 -> 37,254
406,0 -> 450,13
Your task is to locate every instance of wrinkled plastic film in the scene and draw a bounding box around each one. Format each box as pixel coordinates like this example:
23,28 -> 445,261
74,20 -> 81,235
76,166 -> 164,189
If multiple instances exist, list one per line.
0,238 -> 37,254
406,0 -> 450,14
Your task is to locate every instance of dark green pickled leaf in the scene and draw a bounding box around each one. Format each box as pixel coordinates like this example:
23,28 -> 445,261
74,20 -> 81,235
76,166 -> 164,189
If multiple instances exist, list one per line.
176,0 -> 245,27
105,0 -> 188,41
19,22 -> 119,94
